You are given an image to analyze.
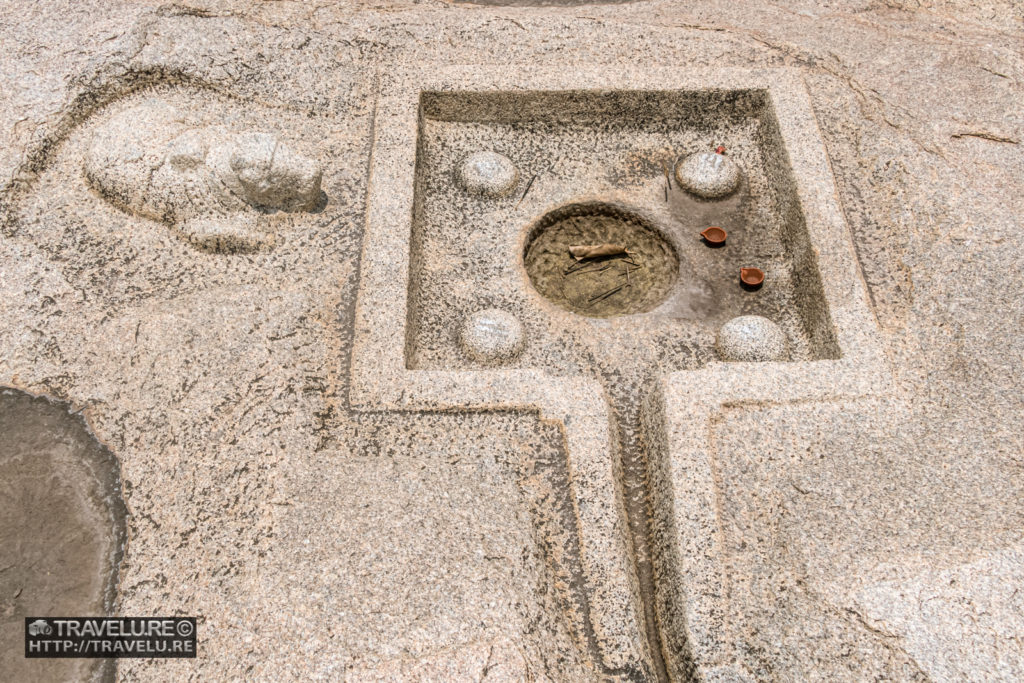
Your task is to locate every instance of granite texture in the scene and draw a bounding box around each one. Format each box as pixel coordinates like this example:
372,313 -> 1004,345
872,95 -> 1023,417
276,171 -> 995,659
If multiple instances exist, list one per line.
715,315 -> 788,362
84,99 -> 323,252
457,150 -> 519,197
459,308 -> 526,363
0,389 -> 124,683
675,151 -> 742,199
0,1 -> 1021,681
357,64 -> 887,679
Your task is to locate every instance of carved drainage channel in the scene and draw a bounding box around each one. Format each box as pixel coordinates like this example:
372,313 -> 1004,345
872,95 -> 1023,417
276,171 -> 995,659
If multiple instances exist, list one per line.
352,66 -> 876,682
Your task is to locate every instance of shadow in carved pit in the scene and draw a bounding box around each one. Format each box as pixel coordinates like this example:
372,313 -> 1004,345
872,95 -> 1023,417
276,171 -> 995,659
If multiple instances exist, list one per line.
0,389 -> 127,682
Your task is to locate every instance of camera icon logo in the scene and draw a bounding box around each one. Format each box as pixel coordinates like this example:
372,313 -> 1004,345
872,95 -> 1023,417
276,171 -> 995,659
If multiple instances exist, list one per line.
27,619 -> 52,636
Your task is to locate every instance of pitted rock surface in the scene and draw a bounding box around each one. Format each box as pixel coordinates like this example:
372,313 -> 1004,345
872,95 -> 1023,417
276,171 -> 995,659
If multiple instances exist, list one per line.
1,1 -> 1022,681
456,151 -> 518,197
716,315 -> 788,362
675,151 -> 742,199
459,308 -> 525,363
84,102 -> 322,252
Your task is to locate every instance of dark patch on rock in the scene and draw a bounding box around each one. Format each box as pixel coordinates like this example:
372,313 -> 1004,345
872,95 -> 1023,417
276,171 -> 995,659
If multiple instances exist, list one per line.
0,388 -> 126,683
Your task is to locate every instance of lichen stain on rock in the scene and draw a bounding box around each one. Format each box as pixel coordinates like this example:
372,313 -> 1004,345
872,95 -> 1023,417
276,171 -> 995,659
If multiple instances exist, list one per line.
0,388 -> 126,683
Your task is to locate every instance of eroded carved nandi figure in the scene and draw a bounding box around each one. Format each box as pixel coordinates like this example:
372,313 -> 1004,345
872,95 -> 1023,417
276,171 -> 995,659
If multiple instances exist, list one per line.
84,101 -> 323,252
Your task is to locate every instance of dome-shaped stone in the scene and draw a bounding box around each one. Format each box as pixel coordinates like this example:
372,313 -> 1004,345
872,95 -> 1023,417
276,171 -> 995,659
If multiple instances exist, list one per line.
457,151 -> 518,197
675,151 -> 742,199
459,308 -> 525,363
716,315 -> 788,362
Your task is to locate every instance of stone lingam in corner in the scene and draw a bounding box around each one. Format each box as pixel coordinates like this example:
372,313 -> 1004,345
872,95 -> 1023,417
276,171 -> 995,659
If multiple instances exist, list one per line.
84,101 -> 324,253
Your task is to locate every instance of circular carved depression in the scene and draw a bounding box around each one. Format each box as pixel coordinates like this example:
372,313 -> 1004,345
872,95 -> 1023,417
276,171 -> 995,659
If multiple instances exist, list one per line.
524,202 -> 679,318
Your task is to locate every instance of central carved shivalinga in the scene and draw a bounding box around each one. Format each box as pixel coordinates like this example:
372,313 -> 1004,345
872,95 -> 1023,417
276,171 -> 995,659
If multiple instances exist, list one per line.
524,202 -> 679,317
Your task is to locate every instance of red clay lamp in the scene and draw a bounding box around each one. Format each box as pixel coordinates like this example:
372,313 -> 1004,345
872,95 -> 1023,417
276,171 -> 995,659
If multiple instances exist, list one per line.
700,226 -> 727,246
740,267 -> 765,289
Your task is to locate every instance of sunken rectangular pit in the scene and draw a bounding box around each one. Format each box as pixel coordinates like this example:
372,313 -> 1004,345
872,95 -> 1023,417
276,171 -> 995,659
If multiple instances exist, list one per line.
352,65 -> 888,682
405,87 -> 839,375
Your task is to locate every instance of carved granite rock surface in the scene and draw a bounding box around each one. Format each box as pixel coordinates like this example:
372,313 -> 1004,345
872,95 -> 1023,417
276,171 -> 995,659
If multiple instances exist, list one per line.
716,315 -> 788,362
675,151 -> 742,199
347,637 -> 537,681
84,101 -> 322,252
459,308 -> 525,363
0,1 -> 1021,681
456,150 -> 518,197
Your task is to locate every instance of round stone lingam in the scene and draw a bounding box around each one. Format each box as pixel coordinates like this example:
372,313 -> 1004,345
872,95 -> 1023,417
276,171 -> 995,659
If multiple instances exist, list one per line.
457,151 -> 518,197
460,308 -> 525,363
675,151 -> 742,199
716,315 -> 788,362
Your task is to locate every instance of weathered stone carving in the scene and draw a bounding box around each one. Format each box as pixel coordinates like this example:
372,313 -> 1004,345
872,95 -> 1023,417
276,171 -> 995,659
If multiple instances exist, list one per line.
675,150 -> 742,199
459,308 -> 525,363
456,150 -> 518,197
716,315 -> 788,362
84,101 -> 323,252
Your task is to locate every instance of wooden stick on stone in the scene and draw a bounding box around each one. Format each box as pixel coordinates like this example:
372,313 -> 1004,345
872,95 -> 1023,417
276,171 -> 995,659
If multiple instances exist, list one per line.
568,244 -> 630,261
